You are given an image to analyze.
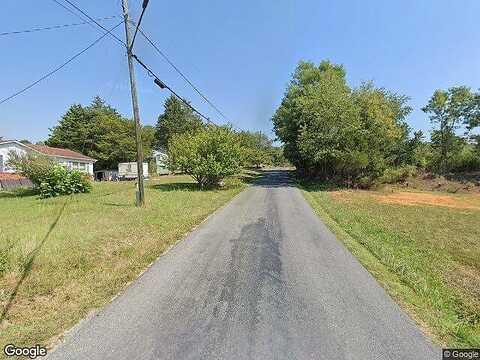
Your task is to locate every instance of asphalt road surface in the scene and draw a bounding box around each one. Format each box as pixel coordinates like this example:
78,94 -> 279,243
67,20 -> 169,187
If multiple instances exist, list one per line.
49,170 -> 439,360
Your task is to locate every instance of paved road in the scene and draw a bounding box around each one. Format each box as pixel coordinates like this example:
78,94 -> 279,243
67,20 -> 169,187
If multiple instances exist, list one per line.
49,170 -> 439,360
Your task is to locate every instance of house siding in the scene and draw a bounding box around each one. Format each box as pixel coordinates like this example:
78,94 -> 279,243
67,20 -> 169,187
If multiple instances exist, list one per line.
0,143 -> 27,173
0,142 -> 95,175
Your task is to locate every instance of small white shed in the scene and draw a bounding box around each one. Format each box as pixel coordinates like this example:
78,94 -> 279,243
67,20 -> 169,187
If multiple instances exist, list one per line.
118,162 -> 149,180
154,149 -> 170,175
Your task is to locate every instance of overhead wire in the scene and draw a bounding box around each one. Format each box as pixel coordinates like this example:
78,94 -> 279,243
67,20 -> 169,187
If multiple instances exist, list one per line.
50,0 -> 97,30
132,54 -> 218,126
5,1 -> 234,130
0,16 -> 119,37
54,0 -> 126,46
54,0 -> 231,127
0,21 -> 124,106
135,26 -> 230,123
129,0 -> 149,52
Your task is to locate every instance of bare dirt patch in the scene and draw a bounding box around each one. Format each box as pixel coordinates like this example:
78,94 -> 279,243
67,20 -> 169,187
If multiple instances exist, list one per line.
330,189 -> 480,210
373,192 -> 480,210
330,190 -> 356,202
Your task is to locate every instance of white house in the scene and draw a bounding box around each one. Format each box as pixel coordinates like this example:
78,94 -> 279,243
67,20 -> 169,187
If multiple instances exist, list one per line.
154,149 -> 170,175
0,140 -> 96,176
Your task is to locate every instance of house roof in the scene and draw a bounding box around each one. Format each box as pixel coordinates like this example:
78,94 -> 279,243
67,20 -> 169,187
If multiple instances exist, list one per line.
0,173 -> 27,180
28,144 -> 96,161
0,140 -> 96,162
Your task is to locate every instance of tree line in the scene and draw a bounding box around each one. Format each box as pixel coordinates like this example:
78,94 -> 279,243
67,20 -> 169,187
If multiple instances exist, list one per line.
272,60 -> 480,186
44,95 -> 288,185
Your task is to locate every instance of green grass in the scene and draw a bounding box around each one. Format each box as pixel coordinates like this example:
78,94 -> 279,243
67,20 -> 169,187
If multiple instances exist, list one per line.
0,175 -> 246,354
302,186 -> 480,347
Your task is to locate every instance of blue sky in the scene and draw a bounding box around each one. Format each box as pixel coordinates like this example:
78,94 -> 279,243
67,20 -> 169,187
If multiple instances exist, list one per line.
1,0 -> 479,143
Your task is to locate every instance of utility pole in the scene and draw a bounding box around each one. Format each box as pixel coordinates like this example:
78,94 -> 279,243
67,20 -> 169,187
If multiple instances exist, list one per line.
122,0 -> 145,207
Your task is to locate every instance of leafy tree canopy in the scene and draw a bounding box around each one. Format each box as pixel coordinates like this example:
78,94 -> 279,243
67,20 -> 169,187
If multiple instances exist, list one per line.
46,96 -> 153,169
422,86 -> 480,172
167,125 -> 243,186
236,130 -> 273,168
273,60 -> 412,181
154,95 -> 205,151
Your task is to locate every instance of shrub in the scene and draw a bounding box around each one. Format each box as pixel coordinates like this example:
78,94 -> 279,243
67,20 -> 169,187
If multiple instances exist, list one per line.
7,151 -> 56,184
379,165 -> 418,184
357,176 -> 374,189
449,145 -> 480,173
7,151 -> 92,198
39,166 -> 92,198
168,125 -> 243,187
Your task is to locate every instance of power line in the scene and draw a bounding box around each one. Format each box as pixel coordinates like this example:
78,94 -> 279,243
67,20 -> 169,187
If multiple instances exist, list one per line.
0,21 -> 124,106
135,26 -> 230,122
50,0 -> 97,30
129,0 -> 149,52
132,54 -> 218,126
52,0 -> 230,127
48,1 -> 231,128
0,16 -> 119,37
54,0 -> 126,47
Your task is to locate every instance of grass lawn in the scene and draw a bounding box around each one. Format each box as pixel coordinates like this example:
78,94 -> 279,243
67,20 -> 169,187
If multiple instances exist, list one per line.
0,175 -> 247,355
302,186 -> 480,347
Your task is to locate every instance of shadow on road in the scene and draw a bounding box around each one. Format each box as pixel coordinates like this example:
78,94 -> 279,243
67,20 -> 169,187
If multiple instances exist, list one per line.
253,169 -> 295,188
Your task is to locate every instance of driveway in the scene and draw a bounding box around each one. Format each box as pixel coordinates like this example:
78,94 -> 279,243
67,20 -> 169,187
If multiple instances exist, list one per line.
49,170 -> 439,360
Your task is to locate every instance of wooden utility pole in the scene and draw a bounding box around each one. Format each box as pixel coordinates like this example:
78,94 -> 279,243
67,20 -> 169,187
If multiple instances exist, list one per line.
122,0 -> 145,207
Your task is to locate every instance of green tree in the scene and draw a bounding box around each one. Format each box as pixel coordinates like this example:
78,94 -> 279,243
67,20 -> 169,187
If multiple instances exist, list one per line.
236,131 -> 273,168
273,60 -> 359,177
270,146 -> 290,167
352,82 -> 412,176
46,103 -> 94,154
168,125 -> 243,186
47,97 -> 154,169
272,60 -> 411,182
405,130 -> 429,168
422,87 -> 479,173
154,95 -> 204,150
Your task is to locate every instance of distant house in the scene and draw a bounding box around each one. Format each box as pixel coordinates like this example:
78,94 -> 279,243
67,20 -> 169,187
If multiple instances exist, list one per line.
154,149 -> 170,175
0,140 -> 96,176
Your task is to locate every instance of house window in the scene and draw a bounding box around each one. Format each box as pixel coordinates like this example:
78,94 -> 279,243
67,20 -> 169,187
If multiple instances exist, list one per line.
79,162 -> 86,171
